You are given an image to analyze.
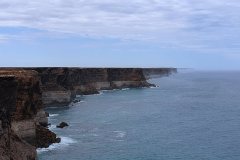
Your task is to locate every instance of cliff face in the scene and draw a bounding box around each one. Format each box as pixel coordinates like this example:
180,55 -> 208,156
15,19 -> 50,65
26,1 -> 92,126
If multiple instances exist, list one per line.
0,70 -> 45,142
32,68 -> 154,107
0,131 -> 36,160
0,69 -> 60,160
0,75 -> 37,160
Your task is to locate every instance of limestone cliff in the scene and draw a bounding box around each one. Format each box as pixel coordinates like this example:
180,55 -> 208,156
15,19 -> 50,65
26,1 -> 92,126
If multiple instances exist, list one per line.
0,75 -> 37,160
0,70 -> 60,160
32,68 -> 156,107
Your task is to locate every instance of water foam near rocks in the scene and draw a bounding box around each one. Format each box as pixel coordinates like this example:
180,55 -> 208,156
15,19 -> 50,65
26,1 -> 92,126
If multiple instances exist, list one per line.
37,137 -> 77,154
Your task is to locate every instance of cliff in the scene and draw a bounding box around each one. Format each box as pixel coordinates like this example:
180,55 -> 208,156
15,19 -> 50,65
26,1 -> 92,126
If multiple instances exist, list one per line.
0,70 -> 60,160
31,68 -> 157,107
0,75 -> 37,160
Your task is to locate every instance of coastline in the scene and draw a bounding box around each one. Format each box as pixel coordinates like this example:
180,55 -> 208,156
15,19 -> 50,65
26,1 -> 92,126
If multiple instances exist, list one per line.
0,67 -> 176,160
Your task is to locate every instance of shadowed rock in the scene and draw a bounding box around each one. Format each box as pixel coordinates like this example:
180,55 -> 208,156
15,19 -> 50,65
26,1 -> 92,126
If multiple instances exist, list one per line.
57,122 -> 69,128
36,125 -> 61,148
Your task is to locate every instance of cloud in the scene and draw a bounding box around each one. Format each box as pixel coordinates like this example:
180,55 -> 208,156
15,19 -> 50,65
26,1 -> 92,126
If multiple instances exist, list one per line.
0,0 -> 240,52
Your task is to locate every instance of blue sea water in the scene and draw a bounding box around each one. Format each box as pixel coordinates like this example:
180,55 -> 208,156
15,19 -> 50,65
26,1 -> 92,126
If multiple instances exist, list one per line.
37,71 -> 240,160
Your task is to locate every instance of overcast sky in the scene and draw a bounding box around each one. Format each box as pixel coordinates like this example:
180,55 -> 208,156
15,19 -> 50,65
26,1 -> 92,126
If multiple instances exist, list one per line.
0,0 -> 240,69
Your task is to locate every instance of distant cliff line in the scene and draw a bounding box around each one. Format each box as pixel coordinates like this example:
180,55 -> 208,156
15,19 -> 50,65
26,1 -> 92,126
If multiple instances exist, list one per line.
30,68 -> 177,107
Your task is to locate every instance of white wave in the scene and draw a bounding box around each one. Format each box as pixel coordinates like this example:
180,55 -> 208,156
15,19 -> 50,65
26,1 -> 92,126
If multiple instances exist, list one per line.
113,131 -> 126,138
101,89 -> 111,92
150,85 -> 159,88
37,137 -> 76,154
98,91 -> 103,95
47,124 -> 56,130
122,88 -> 130,91
49,114 -> 59,117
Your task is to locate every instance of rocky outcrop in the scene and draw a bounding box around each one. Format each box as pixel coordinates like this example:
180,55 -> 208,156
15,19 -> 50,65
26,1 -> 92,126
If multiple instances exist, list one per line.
36,125 -> 60,148
31,68 -> 159,107
57,122 -> 69,128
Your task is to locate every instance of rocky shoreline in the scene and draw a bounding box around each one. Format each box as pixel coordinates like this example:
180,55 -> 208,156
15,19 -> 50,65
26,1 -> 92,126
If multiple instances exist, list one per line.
0,67 -> 176,160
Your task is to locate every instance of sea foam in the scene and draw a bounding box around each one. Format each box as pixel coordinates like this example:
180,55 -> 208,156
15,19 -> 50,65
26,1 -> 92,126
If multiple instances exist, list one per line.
37,137 -> 76,154
49,114 -> 59,117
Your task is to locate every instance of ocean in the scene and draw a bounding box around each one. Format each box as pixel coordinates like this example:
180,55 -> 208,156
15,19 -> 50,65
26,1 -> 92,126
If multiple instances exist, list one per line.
37,71 -> 240,160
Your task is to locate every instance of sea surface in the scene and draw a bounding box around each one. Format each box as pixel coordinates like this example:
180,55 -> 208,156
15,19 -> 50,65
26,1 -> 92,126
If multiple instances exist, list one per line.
37,71 -> 240,160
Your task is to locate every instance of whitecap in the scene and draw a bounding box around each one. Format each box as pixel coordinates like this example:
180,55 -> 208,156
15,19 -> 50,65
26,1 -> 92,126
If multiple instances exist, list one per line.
122,88 -> 130,91
37,137 -> 76,154
47,124 -> 56,130
112,89 -> 121,91
101,89 -> 111,92
150,85 -> 159,89
49,114 -> 59,117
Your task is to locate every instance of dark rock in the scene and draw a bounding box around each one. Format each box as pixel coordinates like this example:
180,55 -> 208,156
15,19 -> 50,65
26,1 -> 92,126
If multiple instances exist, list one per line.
57,122 -> 69,128
55,137 -> 61,143
39,122 -> 48,127
36,125 -> 61,148
45,112 -> 50,117
73,99 -> 81,103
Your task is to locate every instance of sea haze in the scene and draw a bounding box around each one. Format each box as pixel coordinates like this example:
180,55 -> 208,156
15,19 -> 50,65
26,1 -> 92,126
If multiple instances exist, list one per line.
38,71 -> 240,160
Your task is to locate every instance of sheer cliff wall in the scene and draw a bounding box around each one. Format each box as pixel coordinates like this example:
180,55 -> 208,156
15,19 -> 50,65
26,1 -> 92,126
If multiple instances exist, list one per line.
32,68 -> 155,107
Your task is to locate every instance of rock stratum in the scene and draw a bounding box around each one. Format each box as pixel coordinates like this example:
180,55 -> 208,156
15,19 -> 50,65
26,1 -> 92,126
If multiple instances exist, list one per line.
0,67 -> 176,160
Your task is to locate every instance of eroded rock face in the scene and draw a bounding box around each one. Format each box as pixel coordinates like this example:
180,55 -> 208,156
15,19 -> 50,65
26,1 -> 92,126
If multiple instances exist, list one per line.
31,68 -> 155,107
0,70 -> 42,121
0,129 -> 36,160
0,74 -> 37,160
0,70 -> 44,143
0,69 -> 60,159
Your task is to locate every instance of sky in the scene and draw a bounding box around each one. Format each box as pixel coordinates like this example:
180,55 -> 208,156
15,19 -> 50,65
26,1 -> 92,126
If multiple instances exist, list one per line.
0,0 -> 240,70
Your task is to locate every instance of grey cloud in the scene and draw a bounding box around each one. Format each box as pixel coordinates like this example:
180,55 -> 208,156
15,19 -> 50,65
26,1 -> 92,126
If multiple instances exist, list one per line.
0,0 -> 240,52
